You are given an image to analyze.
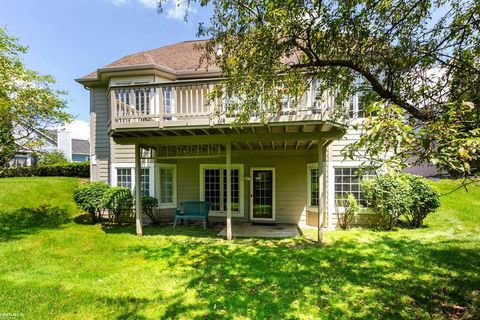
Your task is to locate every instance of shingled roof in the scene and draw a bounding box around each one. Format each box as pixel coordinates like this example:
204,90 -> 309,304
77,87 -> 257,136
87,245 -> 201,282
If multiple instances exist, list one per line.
72,139 -> 90,155
79,40 -> 219,81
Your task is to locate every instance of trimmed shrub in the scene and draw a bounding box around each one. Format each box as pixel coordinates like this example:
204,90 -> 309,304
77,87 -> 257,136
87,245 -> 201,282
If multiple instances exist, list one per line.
0,162 -> 89,178
336,194 -> 360,230
361,173 -> 412,230
400,174 -> 440,227
73,182 -> 110,223
142,196 -> 160,225
104,187 -> 134,224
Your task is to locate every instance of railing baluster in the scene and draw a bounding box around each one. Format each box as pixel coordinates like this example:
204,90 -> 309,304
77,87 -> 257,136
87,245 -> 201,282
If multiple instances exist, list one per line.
159,86 -> 164,128
171,86 -> 177,120
195,85 -> 199,114
200,85 -> 205,113
189,86 -> 193,115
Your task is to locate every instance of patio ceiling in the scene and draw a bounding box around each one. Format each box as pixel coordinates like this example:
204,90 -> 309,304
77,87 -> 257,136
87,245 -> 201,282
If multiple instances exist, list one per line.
113,121 -> 346,154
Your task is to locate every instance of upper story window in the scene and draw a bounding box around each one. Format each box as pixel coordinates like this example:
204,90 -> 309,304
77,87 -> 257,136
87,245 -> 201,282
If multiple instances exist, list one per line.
114,89 -> 151,115
349,94 -> 366,119
163,87 -> 172,114
135,88 -> 150,114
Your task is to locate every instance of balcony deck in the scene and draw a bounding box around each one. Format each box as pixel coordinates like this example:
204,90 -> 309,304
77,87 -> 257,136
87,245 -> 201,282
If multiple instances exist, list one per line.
109,81 -> 341,133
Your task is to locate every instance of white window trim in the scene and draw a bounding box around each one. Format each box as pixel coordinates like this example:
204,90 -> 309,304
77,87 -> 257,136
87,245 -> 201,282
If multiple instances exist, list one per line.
307,163 -> 319,212
199,164 -> 244,217
349,93 -> 366,124
327,161 -> 373,215
155,163 -> 177,209
111,162 -> 155,197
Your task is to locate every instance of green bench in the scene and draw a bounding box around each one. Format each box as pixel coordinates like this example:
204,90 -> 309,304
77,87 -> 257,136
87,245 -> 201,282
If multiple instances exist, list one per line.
174,201 -> 211,229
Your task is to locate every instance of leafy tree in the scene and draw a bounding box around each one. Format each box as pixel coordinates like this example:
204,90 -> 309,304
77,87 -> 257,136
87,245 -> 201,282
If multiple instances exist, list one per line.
0,27 -> 71,169
36,150 -> 68,166
159,0 -> 480,183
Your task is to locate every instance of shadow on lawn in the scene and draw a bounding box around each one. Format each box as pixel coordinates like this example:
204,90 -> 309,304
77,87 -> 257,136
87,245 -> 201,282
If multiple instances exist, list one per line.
101,224 -> 220,239
106,234 -> 480,319
0,205 -> 70,240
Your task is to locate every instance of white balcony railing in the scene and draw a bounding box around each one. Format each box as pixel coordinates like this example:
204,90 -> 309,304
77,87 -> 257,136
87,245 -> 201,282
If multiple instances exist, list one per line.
109,82 -> 341,129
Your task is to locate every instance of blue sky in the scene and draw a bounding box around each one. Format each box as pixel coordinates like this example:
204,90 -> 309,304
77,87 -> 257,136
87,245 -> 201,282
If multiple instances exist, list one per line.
0,0 -> 212,122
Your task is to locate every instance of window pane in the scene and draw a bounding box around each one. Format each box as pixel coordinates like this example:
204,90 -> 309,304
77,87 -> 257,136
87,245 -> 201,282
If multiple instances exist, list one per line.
135,89 -> 150,114
159,167 -> 174,204
310,168 -> 319,207
334,167 -> 367,208
204,169 -> 221,211
222,169 -> 240,212
141,168 -> 150,196
164,87 -> 172,114
117,168 -> 132,190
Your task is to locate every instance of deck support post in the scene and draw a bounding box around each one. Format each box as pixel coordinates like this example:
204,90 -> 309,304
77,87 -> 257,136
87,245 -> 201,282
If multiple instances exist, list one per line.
317,141 -> 326,243
135,144 -> 143,236
226,141 -> 232,240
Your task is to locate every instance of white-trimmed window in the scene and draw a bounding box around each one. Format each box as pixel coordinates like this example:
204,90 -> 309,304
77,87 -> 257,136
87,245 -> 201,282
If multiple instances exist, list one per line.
140,168 -> 151,196
157,164 -> 177,208
135,88 -> 150,114
116,168 -> 132,190
164,86 -> 172,114
200,164 -> 244,216
334,167 -> 368,206
349,94 -> 365,119
112,164 -> 154,197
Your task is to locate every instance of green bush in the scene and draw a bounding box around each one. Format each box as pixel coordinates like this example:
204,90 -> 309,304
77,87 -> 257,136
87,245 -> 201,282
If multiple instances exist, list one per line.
400,174 -> 441,227
0,162 -> 89,178
104,187 -> 134,224
336,194 -> 360,230
361,173 -> 412,230
73,182 -> 110,223
142,196 -> 160,225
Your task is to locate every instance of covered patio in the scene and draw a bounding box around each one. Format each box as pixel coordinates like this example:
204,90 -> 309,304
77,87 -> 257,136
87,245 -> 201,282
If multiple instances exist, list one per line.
111,119 -> 346,242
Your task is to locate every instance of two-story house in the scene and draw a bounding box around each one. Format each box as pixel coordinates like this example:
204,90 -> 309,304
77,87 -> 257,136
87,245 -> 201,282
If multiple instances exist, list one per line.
76,40 -> 372,237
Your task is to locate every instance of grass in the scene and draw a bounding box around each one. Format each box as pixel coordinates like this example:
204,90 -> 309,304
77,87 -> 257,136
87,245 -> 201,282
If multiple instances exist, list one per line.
0,177 -> 479,319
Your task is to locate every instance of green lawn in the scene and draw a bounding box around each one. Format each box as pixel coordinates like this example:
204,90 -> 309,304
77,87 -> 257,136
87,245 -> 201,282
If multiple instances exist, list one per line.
0,177 -> 479,319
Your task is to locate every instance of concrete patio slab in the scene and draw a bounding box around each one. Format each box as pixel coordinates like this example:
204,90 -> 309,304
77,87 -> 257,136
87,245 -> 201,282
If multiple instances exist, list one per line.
217,223 -> 300,238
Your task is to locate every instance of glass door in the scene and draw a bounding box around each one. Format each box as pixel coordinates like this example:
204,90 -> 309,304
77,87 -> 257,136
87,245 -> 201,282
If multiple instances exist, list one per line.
250,168 -> 275,221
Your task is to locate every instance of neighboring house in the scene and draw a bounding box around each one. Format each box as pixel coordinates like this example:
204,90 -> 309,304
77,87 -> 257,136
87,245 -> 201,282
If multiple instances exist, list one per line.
9,128 -> 57,167
76,40 -> 379,233
57,130 -> 90,162
9,128 -> 90,167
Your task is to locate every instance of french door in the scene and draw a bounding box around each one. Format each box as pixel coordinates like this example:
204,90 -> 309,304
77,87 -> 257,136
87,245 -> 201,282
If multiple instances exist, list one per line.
250,168 -> 275,221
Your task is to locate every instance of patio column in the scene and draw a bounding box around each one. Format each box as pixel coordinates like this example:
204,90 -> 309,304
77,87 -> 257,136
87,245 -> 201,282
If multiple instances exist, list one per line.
135,144 -> 143,236
226,141 -> 232,240
317,141 -> 326,243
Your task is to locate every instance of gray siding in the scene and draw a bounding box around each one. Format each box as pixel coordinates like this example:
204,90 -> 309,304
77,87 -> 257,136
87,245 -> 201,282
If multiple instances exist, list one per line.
91,88 -> 110,182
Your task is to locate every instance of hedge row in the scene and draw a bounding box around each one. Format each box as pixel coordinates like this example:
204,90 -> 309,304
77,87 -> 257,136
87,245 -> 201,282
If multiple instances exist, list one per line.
0,162 -> 90,178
